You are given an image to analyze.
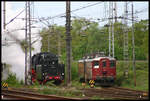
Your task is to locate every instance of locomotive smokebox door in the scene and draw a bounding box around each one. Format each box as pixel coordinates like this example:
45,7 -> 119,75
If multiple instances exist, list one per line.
36,65 -> 42,80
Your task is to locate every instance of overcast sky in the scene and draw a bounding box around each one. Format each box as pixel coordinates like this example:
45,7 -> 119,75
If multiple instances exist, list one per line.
3,1 -> 149,28
1,1 -> 149,81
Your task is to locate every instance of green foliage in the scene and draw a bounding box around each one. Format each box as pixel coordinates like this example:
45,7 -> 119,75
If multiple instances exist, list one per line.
5,73 -> 18,84
39,18 -> 148,90
32,80 -> 41,86
40,18 -> 148,61
20,39 -> 35,53
38,85 -> 83,98
71,61 -> 79,80
91,96 -> 103,100
115,61 -> 148,91
45,80 -> 57,87
2,72 -> 24,87
20,79 -> 24,85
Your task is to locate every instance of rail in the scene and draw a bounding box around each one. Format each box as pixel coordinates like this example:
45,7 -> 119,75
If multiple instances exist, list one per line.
2,88 -> 86,100
83,87 -> 148,100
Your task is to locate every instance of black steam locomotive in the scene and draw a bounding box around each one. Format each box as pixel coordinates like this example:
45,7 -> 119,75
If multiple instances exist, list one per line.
31,52 -> 65,84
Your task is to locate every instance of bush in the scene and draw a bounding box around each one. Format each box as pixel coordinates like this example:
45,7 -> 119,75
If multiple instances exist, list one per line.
2,72 -> 23,87
116,61 -> 148,91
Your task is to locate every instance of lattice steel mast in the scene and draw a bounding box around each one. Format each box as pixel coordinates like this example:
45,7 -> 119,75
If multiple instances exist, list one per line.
25,1 -> 32,85
123,2 -> 129,78
108,2 -> 115,58
108,2 -> 112,57
131,2 -> 136,86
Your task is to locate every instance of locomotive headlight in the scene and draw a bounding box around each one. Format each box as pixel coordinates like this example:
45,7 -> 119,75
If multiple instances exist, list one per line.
62,73 -> 64,75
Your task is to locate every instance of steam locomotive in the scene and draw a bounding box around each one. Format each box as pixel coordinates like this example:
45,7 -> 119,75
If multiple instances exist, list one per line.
78,52 -> 116,86
31,52 -> 65,84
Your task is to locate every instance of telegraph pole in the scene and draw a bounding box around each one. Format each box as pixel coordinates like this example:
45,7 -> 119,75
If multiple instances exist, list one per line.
25,2 -> 28,85
131,2 -> 136,86
28,1 -> 32,85
66,1 -> 71,87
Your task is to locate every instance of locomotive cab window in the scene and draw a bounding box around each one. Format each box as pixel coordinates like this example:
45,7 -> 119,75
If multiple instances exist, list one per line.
110,60 -> 115,68
94,61 -> 99,68
102,60 -> 106,68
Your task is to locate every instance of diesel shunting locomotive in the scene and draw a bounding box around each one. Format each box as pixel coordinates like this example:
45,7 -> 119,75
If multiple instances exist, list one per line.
31,52 -> 65,84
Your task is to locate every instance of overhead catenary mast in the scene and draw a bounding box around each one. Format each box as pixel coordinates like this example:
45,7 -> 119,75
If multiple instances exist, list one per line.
112,2 -> 114,58
114,2 -> 117,23
108,2 -> 115,58
3,1 -> 6,30
25,2 -> 28,85
25,1 -> 32,85
131,2 -> 136,86
108,2 -> 112,57
57,30 -> 61,63
104,2 -> 108,18
123,2 -> 129,78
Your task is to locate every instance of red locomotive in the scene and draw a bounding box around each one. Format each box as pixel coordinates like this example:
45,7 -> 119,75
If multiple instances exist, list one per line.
78,53 -> 116,86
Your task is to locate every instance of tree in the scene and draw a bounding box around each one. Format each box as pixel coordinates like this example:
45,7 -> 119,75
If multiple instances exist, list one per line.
39,19 -> 148,61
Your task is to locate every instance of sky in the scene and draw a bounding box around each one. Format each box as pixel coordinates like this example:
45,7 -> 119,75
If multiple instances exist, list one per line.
3,1 -> 149,27
1,1 -> 149,81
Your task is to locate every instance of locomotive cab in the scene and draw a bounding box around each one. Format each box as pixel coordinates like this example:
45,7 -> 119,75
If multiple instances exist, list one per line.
78,56 -> 116,86
92,57 -> 116,85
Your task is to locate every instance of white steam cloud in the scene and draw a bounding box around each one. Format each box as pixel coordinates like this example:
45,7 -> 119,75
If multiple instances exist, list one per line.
2,2 -> 42,81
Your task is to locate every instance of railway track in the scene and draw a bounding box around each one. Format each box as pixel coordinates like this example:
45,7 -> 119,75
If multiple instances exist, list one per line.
2,86 -> 148,100
1,88 -> 86,100
82,87 -> 149,100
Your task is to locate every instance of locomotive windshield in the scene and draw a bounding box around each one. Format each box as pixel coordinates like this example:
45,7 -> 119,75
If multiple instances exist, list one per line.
102,60 -> 106,68
110,60 -> 115,68
94,61 -> 99,68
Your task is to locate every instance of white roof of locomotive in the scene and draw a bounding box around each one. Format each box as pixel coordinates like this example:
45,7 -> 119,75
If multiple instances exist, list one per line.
78,56 -> 115,62
93,57 -> 116,61
78,58 -> 93,62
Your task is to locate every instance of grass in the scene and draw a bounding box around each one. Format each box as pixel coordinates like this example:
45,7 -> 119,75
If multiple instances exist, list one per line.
35,85 -> 83,98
